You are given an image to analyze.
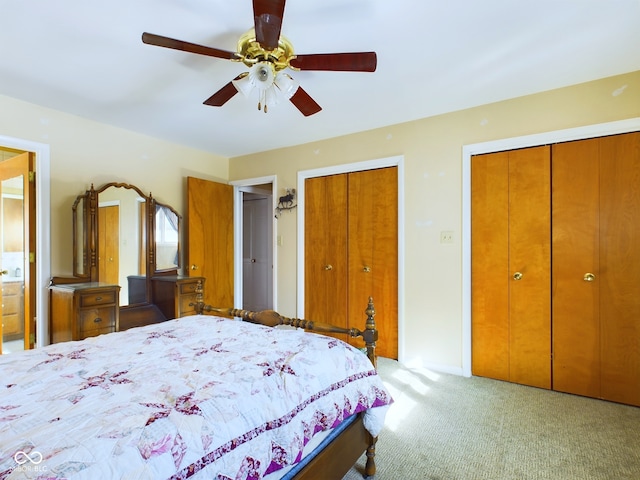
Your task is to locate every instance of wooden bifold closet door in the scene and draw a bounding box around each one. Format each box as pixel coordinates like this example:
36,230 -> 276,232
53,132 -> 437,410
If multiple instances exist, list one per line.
304,174 -> 348,333
305,167 -> 398,359
471,146 -> 551,389
472,132 -> 640,406
553,132 -> 640,406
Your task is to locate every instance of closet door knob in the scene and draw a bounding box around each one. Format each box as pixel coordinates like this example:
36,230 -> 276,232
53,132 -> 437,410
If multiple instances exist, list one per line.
363,266 -> 371,273
513,272 -> 523,280
324,264 -> 333,271
584,273 -> 596,282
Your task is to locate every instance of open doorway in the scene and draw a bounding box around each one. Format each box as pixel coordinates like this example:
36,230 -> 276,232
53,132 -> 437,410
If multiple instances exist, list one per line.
242,190 -> 273,311
232,177 -> 277,312
0,149 -> 35,354
0,136 -> 50,351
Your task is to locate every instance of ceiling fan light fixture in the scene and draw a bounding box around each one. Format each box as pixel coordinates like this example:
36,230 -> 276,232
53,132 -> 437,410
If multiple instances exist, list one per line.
251,62 -> 276,113
254,61 -> 275,85
232,72 -> 254,98
262,87 -> 280,113
274,72 -> 299,99
233,61 -> 299,113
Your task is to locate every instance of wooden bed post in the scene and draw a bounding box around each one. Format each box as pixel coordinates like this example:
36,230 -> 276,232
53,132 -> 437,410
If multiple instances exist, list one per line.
365,435 -> 378,478
192,280 -> 205,314
363,296 -> 378,369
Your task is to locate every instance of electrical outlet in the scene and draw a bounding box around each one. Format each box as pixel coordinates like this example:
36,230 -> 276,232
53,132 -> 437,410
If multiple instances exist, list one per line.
440,231 -> 454,244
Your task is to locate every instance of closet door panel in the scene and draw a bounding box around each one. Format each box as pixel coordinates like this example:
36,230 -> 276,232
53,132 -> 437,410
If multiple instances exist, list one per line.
348,167 -> 398,359
508,146 -> 551,389
599,132 -> 640,405
305,175 -> 348,336
471,152 -> 510,381
552,139 -> 600,397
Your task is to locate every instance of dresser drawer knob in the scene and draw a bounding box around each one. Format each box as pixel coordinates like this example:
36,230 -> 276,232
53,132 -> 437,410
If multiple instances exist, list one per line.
93,317 -> 102,323
95,296 -> 103,301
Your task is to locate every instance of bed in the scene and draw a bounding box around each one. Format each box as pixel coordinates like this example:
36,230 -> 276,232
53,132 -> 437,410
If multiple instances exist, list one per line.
0,296 -> 391,479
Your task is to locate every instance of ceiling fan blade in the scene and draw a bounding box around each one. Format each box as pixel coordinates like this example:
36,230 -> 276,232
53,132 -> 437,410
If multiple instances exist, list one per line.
289,87 -> 322,116
142,32 -> 238,60
253,0 -> 286,51
290,52 -> 377,72
203,77 -> 243,107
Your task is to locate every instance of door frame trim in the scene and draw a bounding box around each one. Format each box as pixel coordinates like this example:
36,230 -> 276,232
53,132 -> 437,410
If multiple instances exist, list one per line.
0,134 -> 51,348
296,155 -> 405,362
230,175 -> 278,311
462,117 -> 640,377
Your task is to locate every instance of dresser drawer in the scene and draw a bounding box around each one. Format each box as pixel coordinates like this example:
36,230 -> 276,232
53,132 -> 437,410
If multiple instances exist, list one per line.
151,276 -> 204,320
2,282 -> 22,296
179,294 -> 197,316
80,291 -> 117,307
79,307 -> 116,332
2,313 -> 21,336
2,295 -> 19,315
50,283 -> 120,343
179,282 -> 199,295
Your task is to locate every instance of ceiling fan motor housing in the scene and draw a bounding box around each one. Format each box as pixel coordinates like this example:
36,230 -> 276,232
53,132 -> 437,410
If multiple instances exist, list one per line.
237,29 -> 295,71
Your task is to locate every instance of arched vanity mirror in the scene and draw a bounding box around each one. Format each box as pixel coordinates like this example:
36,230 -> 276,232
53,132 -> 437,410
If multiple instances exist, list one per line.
71,182 -> 155,305
51,182 -> 197,343
97,183 -> 150,306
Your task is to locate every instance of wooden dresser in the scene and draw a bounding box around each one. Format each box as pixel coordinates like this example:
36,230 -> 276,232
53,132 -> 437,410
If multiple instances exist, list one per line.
2,280 -> 24,341
152,276 -> 205,319
50,283 -> 120,343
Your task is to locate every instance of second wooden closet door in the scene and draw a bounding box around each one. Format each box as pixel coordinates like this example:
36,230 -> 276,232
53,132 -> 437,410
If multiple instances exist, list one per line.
347,167 -> 398,359
473,132 -> 640,406
553,132 -> 640,405
551,138 -> 600,398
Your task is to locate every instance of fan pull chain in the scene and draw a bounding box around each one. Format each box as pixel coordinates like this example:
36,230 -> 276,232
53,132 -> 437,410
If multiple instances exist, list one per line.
258,92 -> 268,113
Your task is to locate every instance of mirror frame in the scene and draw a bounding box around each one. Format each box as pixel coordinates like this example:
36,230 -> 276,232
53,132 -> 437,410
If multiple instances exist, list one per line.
69,182 -> 181,308
72,192 -> 89,279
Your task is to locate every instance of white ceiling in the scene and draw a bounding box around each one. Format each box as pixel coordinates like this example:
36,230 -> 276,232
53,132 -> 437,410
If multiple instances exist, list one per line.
2,0 -> 639,158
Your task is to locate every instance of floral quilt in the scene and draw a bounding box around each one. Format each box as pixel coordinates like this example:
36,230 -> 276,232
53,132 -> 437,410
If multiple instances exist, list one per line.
0,315 -> 391,479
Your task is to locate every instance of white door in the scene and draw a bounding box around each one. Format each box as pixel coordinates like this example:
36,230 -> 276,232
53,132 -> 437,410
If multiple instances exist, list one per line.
242,193 -> 273,311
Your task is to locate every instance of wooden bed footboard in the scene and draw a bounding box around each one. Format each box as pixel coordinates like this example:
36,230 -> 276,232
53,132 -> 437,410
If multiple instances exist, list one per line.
191,282 -> 379,369
191,282 -> 380,478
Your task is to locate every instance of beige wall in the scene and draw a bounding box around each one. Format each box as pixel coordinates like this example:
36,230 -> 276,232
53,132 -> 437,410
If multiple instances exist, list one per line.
229,70 -> 640,371
1,70 -> 638,369
0,94 -> 227,277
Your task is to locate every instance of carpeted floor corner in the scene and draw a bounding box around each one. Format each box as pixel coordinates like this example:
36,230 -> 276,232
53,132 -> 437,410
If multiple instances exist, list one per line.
343,358 -> 640,480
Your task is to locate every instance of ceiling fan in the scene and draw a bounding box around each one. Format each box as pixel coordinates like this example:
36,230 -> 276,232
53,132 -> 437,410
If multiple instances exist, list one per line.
142,0 -> 377,116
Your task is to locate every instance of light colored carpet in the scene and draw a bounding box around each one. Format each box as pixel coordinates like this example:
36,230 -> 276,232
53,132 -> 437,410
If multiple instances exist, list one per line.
343,358 -> 640,480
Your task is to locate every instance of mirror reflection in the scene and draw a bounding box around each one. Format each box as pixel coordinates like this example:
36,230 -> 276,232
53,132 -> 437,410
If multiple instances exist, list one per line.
155,203 -> 180,272
97,185 -> 147,306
